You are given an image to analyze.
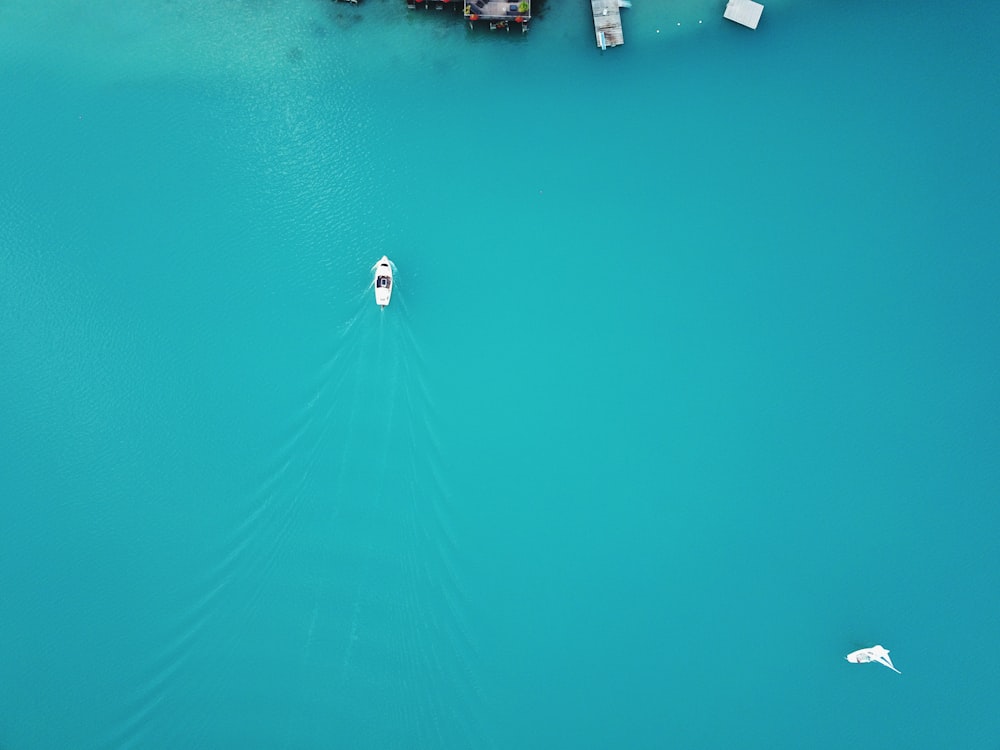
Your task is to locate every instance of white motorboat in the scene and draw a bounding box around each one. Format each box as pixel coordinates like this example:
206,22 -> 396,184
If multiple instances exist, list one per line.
373,256 -> 393,308
845,645 -> 901,674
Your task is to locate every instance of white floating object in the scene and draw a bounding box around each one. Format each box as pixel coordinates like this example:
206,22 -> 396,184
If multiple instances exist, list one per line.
724,0 -> 763,29
845,645 -> 901,674
373,256 -> 393,308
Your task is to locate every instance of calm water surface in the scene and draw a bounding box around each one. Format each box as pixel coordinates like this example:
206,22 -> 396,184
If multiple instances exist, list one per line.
1,1 -> 998,748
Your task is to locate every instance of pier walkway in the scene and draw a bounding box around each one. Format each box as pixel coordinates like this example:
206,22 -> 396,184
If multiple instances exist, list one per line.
591,0 -> 630,49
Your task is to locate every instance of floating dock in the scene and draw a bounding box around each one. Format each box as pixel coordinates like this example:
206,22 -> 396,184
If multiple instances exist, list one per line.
724,0 -> 763,29
463,0 -> 530,32
591,0 -> 630,49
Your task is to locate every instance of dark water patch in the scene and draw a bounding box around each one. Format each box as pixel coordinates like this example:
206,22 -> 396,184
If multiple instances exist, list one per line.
326,3 -> 365,28
308,18 -> 329,37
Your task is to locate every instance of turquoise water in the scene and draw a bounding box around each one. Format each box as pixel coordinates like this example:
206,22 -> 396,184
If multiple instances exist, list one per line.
2,1 -> 999,747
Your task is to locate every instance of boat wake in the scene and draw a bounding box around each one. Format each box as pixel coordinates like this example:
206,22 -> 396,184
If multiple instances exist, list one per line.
273,284 -> 489,747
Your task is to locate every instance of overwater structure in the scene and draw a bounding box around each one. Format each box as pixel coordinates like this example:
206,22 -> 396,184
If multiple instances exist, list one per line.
591,0 -> 630,49
405,0 -> 530,33
463,0 -> 530,33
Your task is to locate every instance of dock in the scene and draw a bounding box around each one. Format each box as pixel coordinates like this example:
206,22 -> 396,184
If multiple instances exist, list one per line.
463,0 -> 530,32
724,0 -> 763,29
591,0 -> 630,49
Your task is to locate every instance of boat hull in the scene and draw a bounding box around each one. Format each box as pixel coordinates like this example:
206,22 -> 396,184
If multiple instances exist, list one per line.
845,645 -> 900,673
374,256 -> 393,307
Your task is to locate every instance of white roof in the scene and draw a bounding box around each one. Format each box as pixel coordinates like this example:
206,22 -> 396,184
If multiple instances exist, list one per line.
724,0 -> 763,29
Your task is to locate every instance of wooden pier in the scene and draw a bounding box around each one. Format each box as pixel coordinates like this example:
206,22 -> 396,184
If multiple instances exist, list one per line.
591,0 -> 629,49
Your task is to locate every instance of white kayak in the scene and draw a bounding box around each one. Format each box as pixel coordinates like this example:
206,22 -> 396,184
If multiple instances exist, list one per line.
374,256 -> 393,308
845,645 -> 901,674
